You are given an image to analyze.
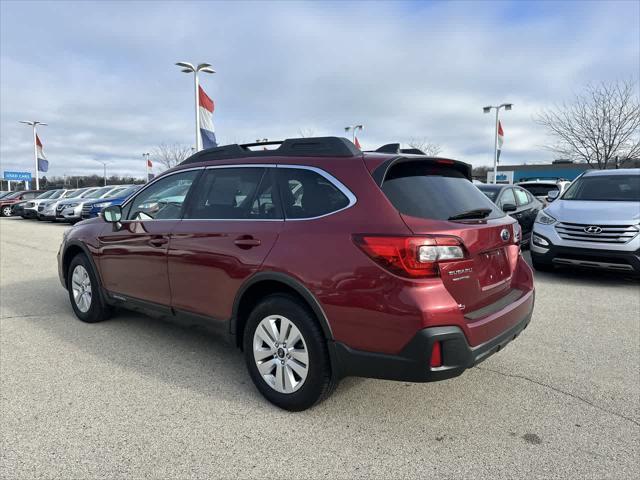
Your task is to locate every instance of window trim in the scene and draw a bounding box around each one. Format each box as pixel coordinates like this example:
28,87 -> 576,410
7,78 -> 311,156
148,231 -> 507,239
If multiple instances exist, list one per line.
120,164 -> 357,222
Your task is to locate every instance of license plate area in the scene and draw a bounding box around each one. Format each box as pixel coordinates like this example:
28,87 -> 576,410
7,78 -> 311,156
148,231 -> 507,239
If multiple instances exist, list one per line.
478,248 -> 510,291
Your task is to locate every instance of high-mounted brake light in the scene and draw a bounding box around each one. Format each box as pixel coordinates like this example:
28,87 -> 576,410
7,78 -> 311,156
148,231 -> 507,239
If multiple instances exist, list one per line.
436,159 -> 455,165
352,235 -> 466,278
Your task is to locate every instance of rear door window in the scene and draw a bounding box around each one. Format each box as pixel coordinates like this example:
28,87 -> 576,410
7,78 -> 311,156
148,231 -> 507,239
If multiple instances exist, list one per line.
380,163 -> 503,220
277,168 -> 350,219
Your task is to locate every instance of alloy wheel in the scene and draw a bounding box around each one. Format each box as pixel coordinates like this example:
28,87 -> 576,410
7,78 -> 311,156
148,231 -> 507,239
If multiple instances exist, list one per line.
71,265 -> 92,313
2,207 -> 11,217
253,315 -> 309,394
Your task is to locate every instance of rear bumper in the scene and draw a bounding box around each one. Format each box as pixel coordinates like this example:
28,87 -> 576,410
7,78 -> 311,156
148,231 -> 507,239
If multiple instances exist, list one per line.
531,233 -> 640,273
331,294 -> 533,382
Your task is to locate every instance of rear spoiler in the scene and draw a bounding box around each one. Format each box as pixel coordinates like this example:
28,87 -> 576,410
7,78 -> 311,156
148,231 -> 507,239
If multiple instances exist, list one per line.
371,156 -> 473,185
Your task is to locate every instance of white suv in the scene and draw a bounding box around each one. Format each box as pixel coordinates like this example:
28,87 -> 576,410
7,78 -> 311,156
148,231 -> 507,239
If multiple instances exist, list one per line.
530,169 -> 640,274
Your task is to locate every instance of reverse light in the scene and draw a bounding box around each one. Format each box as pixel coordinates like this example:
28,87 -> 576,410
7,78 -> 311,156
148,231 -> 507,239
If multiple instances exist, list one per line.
535,210 -> 556,225
353,235 -> 466,278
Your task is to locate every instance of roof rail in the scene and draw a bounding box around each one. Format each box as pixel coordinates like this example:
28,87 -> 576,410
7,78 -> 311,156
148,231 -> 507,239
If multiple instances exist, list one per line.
180,136 -> 361,165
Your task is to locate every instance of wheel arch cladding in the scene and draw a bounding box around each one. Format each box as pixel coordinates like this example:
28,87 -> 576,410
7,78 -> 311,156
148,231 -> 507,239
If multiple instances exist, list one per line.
62,242 -> 100,289
232,273 -> 334,350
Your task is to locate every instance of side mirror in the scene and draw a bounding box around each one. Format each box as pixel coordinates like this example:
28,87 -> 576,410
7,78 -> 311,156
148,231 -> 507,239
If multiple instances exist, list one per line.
546,190 -> 559,202
102,205 -> 122,223
502,203 -> 517,213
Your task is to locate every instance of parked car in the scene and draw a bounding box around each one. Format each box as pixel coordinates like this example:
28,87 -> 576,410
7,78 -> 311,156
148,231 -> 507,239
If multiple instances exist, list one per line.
477,184 -> 543,245
58,137 -> 535,411
517,179 -> 571,204
81,185 -> 140,219
0,190 -> 44,217
59,185 -> 125,223
22,189 -> 68,219
13,190 -> 60,218
530,169 -> 640,274
38,188 -> 91,221
0,191 -> 10,199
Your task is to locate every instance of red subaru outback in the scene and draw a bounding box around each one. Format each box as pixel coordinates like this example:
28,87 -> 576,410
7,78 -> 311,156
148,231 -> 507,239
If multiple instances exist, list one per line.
58,137 -> 534,411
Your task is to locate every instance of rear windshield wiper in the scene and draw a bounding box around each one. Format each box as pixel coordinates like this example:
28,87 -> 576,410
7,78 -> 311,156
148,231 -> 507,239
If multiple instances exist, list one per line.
448,208 -> 492,221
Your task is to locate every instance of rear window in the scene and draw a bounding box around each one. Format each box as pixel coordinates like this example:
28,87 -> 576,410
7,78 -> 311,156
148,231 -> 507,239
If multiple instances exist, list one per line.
519,184 -> 557,197
562,175 -> 640,201
381,163 -> 503,220
478,187 -> 499,201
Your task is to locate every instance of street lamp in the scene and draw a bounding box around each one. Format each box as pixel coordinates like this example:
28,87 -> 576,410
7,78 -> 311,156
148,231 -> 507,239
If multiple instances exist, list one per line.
19,120 -> 47,190
94,160 -> 108,186
483,103 -> 513,184
175,61 -> 215,152
344,124 -> 363,144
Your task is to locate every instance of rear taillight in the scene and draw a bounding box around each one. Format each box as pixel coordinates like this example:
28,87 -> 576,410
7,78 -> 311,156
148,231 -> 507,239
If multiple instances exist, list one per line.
353,235 -> 466,278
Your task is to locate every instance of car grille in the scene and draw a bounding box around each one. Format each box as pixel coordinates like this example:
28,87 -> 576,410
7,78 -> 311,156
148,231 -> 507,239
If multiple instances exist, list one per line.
82,204 -> 92,218
56,204 -> 65,213
555,222 -> 640,244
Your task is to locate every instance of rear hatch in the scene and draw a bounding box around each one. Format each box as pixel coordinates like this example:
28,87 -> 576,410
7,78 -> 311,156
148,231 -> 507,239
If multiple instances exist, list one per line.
377,159 -> 521,313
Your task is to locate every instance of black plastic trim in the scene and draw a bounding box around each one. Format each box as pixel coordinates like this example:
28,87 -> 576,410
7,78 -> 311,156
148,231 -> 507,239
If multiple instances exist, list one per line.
231,271 -> 334,340
371,156 -> 473,186
332,306 -> 533,382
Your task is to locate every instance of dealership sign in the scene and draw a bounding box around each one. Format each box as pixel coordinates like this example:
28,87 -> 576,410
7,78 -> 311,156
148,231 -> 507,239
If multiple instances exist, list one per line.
487,170 -> 514,184
3,171 -> 32,181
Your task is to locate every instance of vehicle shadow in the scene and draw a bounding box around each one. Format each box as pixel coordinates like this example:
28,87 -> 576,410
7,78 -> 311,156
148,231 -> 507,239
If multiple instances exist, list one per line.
2,275 -> 375,412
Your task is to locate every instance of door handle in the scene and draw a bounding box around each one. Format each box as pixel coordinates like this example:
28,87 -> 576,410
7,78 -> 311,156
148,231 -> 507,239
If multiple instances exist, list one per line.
148,236 -> 169,247
234,236 -> 261,249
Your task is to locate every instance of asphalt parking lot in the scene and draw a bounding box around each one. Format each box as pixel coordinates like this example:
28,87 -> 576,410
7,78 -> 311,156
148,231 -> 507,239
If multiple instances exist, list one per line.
1,217 -> 638,479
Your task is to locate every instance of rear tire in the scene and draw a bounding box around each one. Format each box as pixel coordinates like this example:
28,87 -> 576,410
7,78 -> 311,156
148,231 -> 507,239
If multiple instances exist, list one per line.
1,206 -> 12,217
243,294 -> 337,411
67,254 -> 112,323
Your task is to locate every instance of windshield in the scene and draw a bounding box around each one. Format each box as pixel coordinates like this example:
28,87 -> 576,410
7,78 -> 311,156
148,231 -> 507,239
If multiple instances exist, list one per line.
478,187 -> 499,201
49,190 -> 65,199
380,163 -> 503,221
36,190 -> 55,199
91,186 -> 118,198
78,188 -> 100,198
64,189 -> 84,198
562,175 -> 639,202
107,186 -> 136,198
3,191 -> 23,200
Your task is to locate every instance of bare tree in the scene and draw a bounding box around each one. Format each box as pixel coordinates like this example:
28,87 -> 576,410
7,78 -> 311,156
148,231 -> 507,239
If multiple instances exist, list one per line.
407,138 -> 442,156
536,80 -> 640,169
152,143 -> 193,170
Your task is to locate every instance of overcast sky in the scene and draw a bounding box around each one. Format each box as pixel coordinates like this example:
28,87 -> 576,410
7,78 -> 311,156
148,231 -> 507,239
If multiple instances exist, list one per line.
1,0 -> 638,179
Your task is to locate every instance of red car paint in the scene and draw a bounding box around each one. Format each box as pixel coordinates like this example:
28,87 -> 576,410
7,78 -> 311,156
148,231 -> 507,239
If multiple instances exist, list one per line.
59,141 -> 534,383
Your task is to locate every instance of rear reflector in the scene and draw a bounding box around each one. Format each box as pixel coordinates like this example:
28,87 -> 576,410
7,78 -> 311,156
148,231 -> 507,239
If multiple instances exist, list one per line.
353,235 -> 466,278
430,341 -> 442,367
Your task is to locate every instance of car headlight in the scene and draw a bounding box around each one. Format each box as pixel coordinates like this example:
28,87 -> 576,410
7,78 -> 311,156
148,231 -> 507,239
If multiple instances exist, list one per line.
535,210 -> 557,225
66,203 -> 78,208
93,201 -> 112,208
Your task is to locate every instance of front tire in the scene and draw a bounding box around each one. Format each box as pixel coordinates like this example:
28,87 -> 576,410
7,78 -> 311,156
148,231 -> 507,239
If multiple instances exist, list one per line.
243,294 -> 337,411
67,254 -> 112,323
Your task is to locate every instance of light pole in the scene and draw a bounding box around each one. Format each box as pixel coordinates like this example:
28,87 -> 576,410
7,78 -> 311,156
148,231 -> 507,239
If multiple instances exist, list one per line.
344,124 -> 363,144
19,120 -> 47,190
483,103 -> 512,184
175,61 -> 215,152
95,160 -> 108,186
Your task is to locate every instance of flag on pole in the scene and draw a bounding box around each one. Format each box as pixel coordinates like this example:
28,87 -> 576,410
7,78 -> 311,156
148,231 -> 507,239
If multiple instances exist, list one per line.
198,86 -> 217,149
497,121 -> 504,163
36,134 -> 49,172
147,158 -> 153,168
354,136 -> 361,149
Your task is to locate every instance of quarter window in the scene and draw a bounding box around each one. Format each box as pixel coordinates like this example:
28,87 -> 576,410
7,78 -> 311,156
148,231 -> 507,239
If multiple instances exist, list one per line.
185,168 -> 280,220
127,170 -> 199,220
277,168 -> 350,219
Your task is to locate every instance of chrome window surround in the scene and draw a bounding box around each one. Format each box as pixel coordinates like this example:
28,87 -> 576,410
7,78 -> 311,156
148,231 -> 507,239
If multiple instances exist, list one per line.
120,164 -> 357,222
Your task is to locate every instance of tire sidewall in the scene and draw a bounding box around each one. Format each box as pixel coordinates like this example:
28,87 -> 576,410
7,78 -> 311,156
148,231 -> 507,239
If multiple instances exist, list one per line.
2,206 -> 11,217
243,294 -> 330,411
67,254 -> 108,323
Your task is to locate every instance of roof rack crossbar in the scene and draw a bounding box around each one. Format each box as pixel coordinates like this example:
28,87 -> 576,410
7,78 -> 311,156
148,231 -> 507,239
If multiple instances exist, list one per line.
180,136 -> 361,165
